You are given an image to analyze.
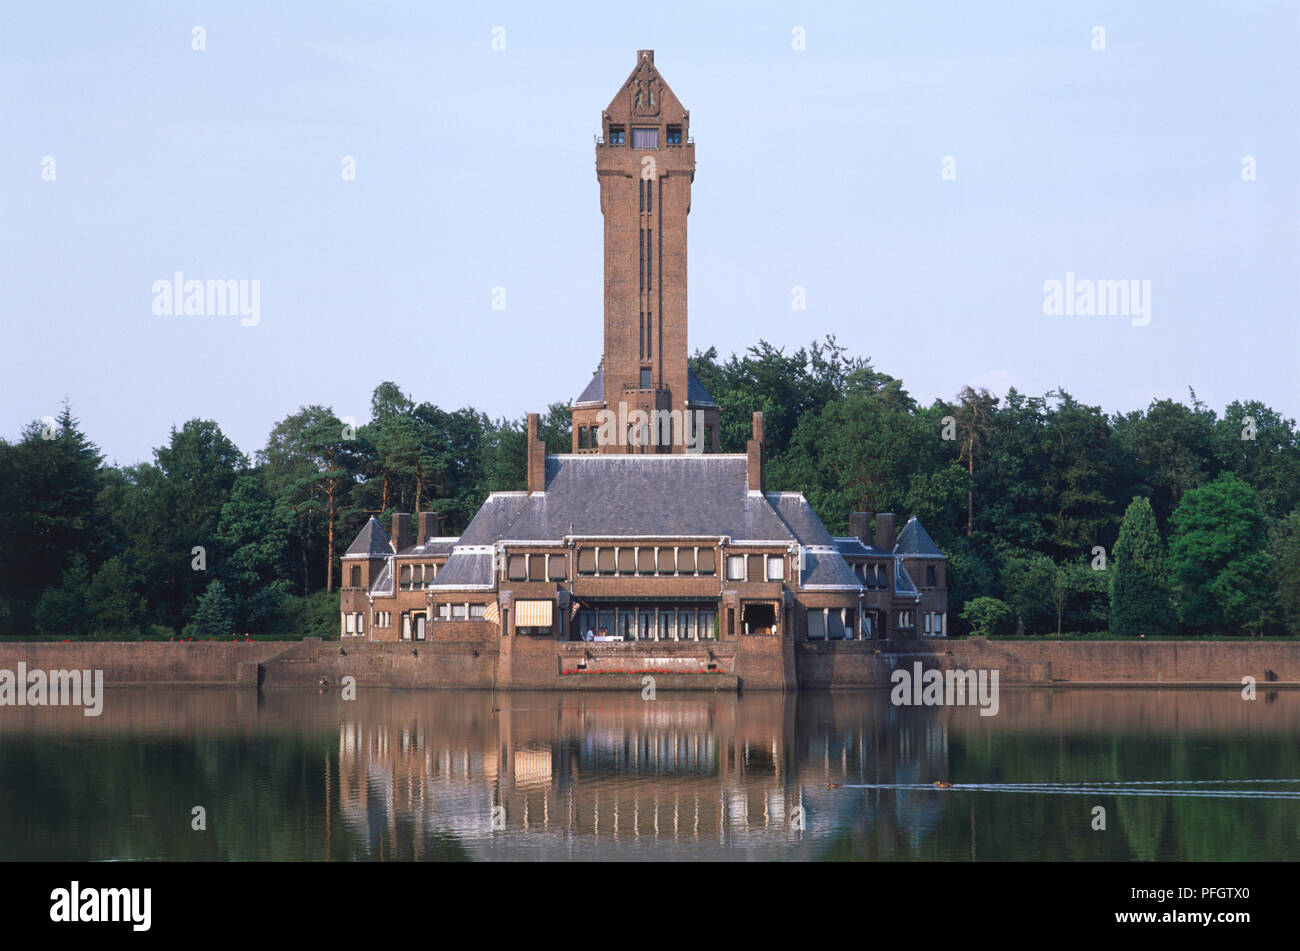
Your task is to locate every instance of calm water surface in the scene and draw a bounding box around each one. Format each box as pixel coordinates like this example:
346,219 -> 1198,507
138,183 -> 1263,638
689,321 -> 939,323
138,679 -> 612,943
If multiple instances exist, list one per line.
2,687 -> 1298,861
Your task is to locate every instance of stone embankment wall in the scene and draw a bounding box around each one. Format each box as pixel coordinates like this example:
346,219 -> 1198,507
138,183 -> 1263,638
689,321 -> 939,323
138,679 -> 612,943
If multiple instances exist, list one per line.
0,637 -> 1294,690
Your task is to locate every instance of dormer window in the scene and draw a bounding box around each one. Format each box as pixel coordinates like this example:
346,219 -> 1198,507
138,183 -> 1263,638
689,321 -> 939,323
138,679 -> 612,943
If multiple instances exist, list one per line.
632,128 -> 658,149
667,125 -> 682,145
609,125 -> 625,145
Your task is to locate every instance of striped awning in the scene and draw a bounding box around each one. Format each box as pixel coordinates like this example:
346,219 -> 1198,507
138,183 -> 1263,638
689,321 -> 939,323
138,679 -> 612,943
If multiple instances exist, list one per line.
483,601 -> 500,624
515,600 -> 553,627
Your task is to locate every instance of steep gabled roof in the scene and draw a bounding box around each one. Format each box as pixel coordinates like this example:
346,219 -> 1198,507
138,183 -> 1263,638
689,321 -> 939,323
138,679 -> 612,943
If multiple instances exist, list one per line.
430,550 -> 496,589
801,547 -> 864,590
686,368 -> 717,407
344,516 -> 392,557
894,516 -> 944,557
575,367 -> 604,406
766,493 -> 834,546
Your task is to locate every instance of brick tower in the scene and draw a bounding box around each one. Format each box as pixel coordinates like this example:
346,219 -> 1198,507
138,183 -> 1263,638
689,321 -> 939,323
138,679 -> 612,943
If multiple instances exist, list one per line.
571,50 -> 719,454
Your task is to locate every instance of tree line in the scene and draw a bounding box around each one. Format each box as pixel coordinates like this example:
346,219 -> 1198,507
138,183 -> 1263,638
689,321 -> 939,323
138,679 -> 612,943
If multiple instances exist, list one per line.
1,336 -> 1296,638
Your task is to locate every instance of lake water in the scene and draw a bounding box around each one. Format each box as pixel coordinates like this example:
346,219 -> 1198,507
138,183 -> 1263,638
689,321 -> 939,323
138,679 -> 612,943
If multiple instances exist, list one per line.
2,686 -> 1297,861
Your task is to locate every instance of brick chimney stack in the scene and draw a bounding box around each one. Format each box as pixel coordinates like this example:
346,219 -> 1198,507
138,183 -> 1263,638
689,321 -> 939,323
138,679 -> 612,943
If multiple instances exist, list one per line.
849,512 -> 871,545
746,412 -> 765,493
527,413 -> 546,493
874,513 -> 896,553
391,512 -> 414,552
417,511 -> 439,544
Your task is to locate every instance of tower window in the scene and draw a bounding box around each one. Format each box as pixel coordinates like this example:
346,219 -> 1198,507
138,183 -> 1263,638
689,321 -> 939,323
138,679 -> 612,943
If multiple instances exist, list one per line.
639,313 -> 645,359
667,125 -> 682,145
632,128 -> 658,149
646,313 -> 651,358
646,229 -> 652,290
647,178 -> 652,211
639,178 -> 644,213
609,125 -> 625,145
640,368 -> 651,388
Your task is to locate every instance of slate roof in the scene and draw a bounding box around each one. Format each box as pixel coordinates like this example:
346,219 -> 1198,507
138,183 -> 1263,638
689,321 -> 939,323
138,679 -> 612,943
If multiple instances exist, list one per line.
371,558 -> 394,596
430,551 -> 495,589
893,558 -> 919,597
767,493 -> 835,546
397,537 -> 458,558
572,366 -> 717,408
344,516 -> 392,556
832,537 -> 891,558
894,516 -> 944,557
575,368 -> 604,406
686,368 -> 717,407
475,455 -> 795,541
801,547 -> 864,589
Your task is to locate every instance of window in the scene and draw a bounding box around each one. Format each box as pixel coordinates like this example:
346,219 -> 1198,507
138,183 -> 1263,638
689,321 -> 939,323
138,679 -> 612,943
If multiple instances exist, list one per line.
658,547 -> 677,574
637,547 -> 655,574
646,314 -> 651,358
548,555 -> 566,581
705,424 -> 713,450
617,547 -> 635,574
597,548 -> 616,574
579,426 -> 589,449
667,124 -> 682,145
451,603 -> 467,620
639,314 -> 644,359
344,613 -> 356,634
647,178 -> 652,210
827,608 -> 846,640
632,127 -> 658,149
609,125 -> 625,144
748,554 -> 763,582
807,609 -> 825,640
699,610 -> 716,640
640,367 -> 651,388
766,555 -> 784,581
577,548 -> 597,575
646,229 -> 652,290
436,604 -> 449,620
507,554 -> 526,581
399,565 -> 413,591
924,613 -> 932,634
926,565 -> 937,587
639,178 -> 644,213
727,555 -> 745,581
528,554 -> 546,581
349,565 -> 361,587
470,604 -> 486,619
697,548 -> 716,575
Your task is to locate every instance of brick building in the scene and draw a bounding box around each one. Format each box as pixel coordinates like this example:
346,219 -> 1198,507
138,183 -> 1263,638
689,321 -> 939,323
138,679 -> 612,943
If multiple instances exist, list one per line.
339,52 -> 947,668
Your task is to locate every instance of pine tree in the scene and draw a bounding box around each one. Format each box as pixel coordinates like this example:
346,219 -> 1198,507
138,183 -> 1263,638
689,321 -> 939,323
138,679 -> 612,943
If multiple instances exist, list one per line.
1111,496 -> 1177,636
186,579 -> 237,638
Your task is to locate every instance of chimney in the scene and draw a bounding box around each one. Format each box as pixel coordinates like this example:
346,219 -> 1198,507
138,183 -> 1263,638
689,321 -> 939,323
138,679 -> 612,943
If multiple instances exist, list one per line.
391,512 -> 414,552
874,513 -> 896,553
527,413 -> 546,493
849,512 -> 871,545
746,412 -> 765,493
417,511 -> 439,544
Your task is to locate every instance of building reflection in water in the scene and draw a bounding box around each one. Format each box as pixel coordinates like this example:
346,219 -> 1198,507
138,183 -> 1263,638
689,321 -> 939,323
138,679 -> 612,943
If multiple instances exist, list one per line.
331,691 -> 953,859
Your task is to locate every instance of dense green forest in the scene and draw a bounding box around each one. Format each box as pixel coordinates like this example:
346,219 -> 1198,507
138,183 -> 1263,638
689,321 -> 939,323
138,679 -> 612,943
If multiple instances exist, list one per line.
2,336 -> 1297,639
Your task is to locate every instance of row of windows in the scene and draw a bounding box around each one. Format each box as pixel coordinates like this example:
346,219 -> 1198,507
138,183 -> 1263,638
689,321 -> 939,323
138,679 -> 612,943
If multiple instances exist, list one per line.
727,554 -> 785,582
923,612 -> 946,635
506,553 -> 567,583
376,611 -> 392,628
341,612 -> 365,636
399,563 -> 438,590
606,125 -> 682,147
576,545 -> 716,576
576,606 -> 717,641
435,603 -> 488,621
806,608 -> 861,640
851,563 -> 890,588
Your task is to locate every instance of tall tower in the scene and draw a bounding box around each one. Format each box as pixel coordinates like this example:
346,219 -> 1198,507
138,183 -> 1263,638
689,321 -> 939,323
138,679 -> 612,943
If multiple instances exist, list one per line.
571,50 -> 719,454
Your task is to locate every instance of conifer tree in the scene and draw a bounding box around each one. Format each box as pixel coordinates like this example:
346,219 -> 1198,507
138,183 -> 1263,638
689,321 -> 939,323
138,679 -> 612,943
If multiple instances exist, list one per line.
1111,496 -> 1176,636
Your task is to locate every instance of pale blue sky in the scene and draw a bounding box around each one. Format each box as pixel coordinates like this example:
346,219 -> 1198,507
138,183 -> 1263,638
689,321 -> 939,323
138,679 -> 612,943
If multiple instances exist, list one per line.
2,1 -> 1297,465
